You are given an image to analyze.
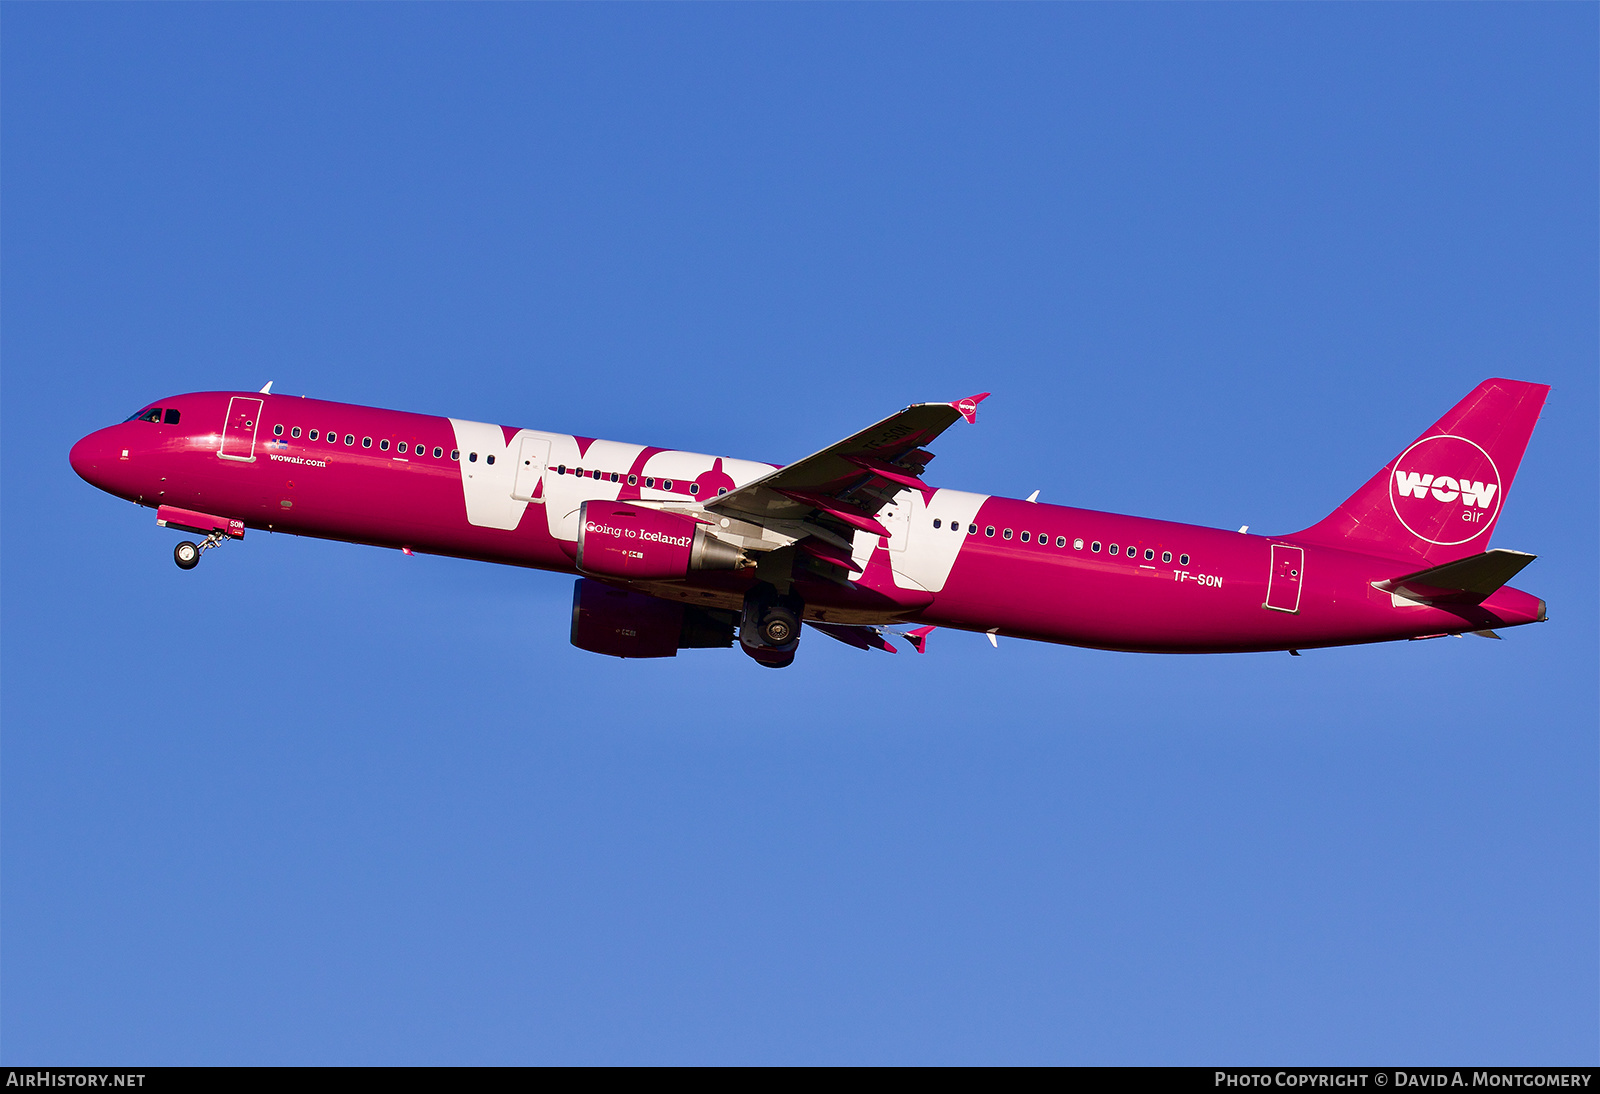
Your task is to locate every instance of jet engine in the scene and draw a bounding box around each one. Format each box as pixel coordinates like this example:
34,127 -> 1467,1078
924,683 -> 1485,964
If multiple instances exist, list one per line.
575,502 -> 744,580
570,579 -> 736,659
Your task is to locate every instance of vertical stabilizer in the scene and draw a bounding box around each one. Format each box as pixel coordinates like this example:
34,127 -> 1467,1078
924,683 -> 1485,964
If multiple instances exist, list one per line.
1295,378 -> 1549,565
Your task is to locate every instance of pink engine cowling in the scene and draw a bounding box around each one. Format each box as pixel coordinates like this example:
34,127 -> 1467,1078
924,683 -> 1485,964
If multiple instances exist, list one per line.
576,502 -> 743,580
570,579 -> 737,659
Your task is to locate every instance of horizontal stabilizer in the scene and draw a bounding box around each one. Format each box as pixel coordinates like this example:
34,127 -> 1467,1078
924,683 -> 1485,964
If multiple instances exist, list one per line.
1373,549 -> 1536,605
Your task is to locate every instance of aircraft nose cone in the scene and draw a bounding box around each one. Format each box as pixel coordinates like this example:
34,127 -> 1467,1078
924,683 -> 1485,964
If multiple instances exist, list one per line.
69,429 -> 116,486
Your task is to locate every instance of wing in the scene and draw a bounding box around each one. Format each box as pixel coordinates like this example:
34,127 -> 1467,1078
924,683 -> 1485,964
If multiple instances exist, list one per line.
706,394 -> 988,547
806,621 -> 899,654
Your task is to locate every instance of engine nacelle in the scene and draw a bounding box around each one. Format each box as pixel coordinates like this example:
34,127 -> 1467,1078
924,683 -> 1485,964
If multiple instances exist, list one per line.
570,579 -> 735,659
576,502 -> 743,580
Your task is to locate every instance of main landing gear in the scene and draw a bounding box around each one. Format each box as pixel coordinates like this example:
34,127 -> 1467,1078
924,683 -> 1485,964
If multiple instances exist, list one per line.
739,582 -> 804,669
173,529 -> 228,570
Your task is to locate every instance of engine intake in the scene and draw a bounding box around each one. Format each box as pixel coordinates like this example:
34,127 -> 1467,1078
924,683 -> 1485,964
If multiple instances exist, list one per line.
576,502 -> 743,580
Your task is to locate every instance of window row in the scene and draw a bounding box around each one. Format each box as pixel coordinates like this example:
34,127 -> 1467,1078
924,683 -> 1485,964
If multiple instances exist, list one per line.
551,465 -> 729,497
272,424 -> 454,460
264,429 -> 733,497
929,517 -> 1191,567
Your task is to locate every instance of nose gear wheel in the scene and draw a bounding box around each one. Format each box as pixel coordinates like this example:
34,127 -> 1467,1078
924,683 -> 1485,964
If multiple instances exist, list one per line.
172,529 -> 229,570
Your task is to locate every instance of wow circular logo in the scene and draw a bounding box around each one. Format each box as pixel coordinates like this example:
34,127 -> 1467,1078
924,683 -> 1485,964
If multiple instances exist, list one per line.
1387,434 -> 1502,547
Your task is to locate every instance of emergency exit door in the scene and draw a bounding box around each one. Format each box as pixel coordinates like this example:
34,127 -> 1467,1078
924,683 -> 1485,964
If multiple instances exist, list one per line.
1264,543 -> 1305,613
511,435 -> 551,502
219,397 -> 263,462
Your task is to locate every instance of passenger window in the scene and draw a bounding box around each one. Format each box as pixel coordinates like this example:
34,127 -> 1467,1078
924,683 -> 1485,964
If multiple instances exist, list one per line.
451,450 -> 460,461
985,526 -> 995,537
1162,551 -> 1172,563
344,434 -> 355,446
469,453 -> 478,463
290,427 -> 300,439
717,487 -> 727,496
664,480 -> 674,491
1126,546 -> 1135,557
362,437 -> 373,449
966,524 -> 977,535
557,464 -> 566,475
611,472 -> 620,483
434,448 -> 444,458
397,442 -> 407,454
139,408 -> 163,423
933,518 -> 942,529
1091,541 -> 1101,553
1003,528 -> 1013,540
273,424 -> 284,436
1072,538 -> 1083,550
486,455 -> 495,465
1037,532 -> 1047,545
1144,549 -> 1154,560
329,430 -> 339,443
1109,544 -> 1119,555
628,474 -> 638,485
309,430 -> 319,441
646,477 -> 655,488
690,483 -> 700,495
1019,530 -> 1028,542
1180,553 -> 1190,566
380,439 -> 390,451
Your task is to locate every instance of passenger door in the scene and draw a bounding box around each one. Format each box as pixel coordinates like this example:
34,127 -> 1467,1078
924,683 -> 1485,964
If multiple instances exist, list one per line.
219,397 -> 263,462
1264,544 -> 1305,613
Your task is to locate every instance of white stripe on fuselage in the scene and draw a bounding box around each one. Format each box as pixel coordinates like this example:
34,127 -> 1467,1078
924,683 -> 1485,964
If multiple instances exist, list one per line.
885,487 -> 988,593
449,419 -> 530,530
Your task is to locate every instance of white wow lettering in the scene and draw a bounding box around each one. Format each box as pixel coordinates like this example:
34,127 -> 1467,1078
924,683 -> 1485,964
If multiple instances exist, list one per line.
1393,471 -> 1497,508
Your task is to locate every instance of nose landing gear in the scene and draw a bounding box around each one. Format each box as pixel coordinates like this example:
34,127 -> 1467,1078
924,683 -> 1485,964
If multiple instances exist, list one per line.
172,528 -> 229,570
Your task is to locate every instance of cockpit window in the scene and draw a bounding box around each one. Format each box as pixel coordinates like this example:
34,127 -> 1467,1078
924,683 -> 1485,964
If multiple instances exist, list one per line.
137,408 -> 163,423
163,409 -> 181,424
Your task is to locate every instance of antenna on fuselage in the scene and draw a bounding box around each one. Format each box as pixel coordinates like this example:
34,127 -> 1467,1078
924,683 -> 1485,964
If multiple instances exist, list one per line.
259,381 -> 273,394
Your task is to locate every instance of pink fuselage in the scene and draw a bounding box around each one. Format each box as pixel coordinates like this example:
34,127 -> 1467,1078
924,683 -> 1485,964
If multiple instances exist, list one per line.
69,391 -> 1545,653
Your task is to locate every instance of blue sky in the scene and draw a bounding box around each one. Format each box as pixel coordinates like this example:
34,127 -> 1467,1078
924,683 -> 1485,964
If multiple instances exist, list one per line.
3,4 -> 1594,1064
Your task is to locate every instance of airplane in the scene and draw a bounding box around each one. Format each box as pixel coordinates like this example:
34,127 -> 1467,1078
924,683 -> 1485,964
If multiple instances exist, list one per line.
69,378 -> 1549,668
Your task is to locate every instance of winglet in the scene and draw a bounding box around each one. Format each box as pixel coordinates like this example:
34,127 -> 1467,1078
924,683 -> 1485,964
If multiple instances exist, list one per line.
951,392 -> 990,425
259,381 -> 274,394
902,625 -> 936,654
